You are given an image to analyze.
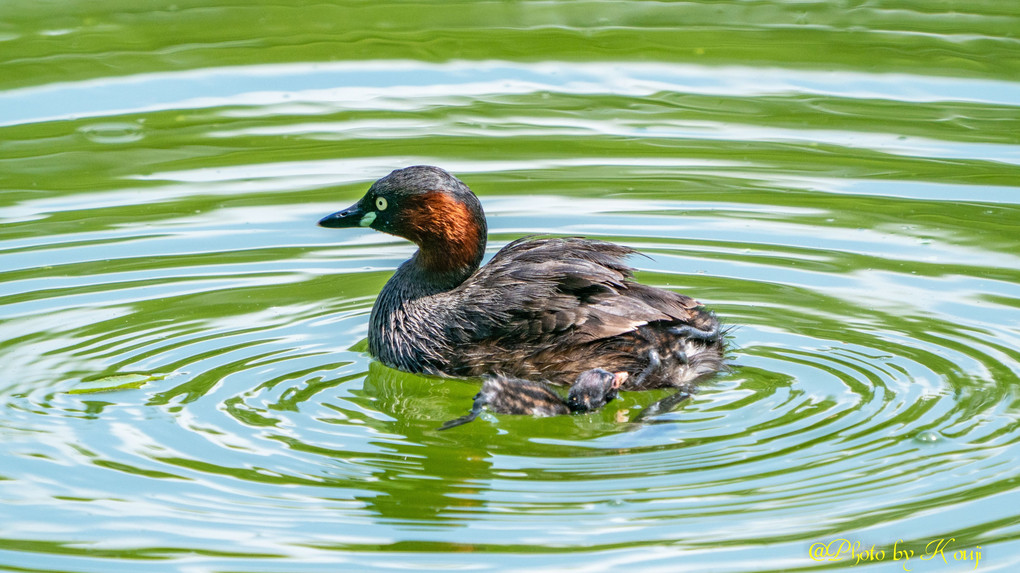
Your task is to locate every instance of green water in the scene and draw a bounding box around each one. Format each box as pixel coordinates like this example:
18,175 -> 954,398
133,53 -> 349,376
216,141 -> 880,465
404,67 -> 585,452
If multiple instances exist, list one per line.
2,2 -> 1019,572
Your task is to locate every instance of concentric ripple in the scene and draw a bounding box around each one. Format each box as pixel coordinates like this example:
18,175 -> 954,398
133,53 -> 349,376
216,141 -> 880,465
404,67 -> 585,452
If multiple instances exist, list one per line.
3,7 -> 1020,572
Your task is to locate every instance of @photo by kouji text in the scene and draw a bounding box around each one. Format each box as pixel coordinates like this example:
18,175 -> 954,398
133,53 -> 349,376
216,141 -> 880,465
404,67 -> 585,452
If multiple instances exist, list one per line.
809,537 -> 982,570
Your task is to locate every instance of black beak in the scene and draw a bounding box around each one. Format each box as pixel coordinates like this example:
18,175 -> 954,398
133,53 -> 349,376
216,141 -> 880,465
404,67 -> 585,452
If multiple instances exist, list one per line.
318,201 -> 366,228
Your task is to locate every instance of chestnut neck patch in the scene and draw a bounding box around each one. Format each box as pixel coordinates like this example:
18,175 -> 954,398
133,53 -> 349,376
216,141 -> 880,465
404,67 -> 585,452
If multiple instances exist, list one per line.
399,191 -> 485,275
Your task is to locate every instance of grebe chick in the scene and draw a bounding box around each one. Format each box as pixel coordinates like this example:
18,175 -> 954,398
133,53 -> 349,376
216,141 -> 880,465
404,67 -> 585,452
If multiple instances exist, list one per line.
439,368 -> 628,430
318,165 -> 725,390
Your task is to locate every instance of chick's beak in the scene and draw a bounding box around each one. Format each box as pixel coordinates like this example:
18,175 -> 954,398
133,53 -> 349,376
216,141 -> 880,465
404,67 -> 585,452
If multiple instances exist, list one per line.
612,371 -> 629,389
318,201 -> 368,228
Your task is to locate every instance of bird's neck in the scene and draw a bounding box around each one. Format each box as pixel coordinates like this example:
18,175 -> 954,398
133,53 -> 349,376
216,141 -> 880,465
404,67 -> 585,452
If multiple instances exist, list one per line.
396,191 -> 487,287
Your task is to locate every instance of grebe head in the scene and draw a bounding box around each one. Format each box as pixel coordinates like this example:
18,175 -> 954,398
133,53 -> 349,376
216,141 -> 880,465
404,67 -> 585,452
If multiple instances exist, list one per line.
319,166 -> 488,277
566,368 -> 628,412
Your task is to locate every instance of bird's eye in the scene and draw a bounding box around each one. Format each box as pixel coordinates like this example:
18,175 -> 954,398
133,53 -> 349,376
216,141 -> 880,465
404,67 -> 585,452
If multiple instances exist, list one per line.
375,197 -> 388,211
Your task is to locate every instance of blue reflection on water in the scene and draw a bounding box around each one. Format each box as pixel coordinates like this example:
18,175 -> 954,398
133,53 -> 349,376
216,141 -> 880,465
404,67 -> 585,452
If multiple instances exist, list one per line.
3,61 -> 1019,126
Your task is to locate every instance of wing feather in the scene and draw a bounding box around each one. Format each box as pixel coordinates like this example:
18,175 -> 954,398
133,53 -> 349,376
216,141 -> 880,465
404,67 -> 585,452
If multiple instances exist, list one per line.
447,237 -> 701,345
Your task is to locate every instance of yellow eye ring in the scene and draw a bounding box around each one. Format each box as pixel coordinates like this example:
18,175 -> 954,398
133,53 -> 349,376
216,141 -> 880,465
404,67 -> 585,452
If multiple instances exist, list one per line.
375,197 -> 388,211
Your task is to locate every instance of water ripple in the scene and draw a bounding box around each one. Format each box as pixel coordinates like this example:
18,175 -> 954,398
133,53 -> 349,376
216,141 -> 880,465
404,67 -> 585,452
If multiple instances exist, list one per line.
2,22 -> 1019,573
4,61 -> 1020,128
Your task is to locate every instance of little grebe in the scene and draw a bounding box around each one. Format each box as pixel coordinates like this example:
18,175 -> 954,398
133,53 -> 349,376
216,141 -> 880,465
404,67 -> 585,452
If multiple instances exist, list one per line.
319,166 -> 725,389
439,368 -> 628,430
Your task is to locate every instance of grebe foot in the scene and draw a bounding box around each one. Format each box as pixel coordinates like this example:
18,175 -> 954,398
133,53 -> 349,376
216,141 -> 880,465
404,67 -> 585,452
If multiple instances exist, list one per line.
668,323 -> 721,342
438,398 -> 485,431
670,345 -> 689,365
438,410 -> 480,430
632,349 -> 662,386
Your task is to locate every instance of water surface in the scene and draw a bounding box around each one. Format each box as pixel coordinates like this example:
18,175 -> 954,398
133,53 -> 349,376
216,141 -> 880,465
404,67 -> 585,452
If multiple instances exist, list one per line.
2,2 -> 1019,572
